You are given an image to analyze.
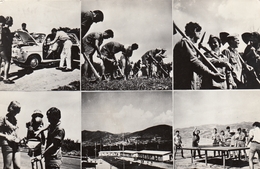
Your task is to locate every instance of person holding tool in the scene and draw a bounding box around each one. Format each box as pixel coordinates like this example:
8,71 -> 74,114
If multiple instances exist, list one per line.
81,29 -> 114,80
200,34 -> 234,89
173,21 -> 225,89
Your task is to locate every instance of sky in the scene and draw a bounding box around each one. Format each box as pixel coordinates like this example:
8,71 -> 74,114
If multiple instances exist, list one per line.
0,0 -> 80,34
174,91 -> 260,129
173,0 -> 260,53
82,92 -> 173,134
0,92 -> 81,142
82,0 -> 172,63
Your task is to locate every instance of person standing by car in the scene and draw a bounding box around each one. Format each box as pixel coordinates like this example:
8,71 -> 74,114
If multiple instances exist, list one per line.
0,101 -> 21,169
0,16 -> 14,84
47,28 -> 73,72
43,107 -> 65,169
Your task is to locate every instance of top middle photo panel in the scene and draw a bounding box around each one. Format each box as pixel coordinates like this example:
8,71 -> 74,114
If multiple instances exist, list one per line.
81,0 -> 173,91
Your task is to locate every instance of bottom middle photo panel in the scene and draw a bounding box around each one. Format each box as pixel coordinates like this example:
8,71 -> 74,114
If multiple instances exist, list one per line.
81,91 -> 173,169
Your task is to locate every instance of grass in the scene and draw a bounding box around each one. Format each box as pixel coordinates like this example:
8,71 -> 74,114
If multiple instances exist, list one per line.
81,77 -> 172,90
52,81 -> 80,91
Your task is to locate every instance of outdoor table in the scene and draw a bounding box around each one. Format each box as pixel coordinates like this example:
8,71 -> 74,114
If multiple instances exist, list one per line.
182,145 -> 249,168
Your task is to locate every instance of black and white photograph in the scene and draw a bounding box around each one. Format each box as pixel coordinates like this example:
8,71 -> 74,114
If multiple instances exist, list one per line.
174,91 -> 260,169
173,0 -> 260,90
81,0 -> 173,90
0,0 -> 80,91
81,92 -> 173,169
0,92 -> 81,169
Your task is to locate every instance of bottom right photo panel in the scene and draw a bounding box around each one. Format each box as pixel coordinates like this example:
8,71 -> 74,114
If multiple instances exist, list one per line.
174,91 -> 260,169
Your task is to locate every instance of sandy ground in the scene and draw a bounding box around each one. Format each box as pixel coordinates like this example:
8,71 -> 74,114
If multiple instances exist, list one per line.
0,61 -> 80,91
0,151 -> 80,169
174,138 -> 259,169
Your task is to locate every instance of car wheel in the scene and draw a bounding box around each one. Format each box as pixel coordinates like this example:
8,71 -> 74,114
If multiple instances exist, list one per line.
29,56 -> 40,69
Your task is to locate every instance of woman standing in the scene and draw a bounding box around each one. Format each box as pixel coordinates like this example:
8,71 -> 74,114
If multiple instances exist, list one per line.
0,101 -> 21,169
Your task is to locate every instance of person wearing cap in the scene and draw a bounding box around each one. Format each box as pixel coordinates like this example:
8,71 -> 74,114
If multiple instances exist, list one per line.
81,29 -> 114,79
242,32 -> 260,84
201,35 -> 235,89
222,34 -> 244,89
100,41 -> 128,80
25,110 -> 45,157
120,43 -> 139,80
0,16 -> 14,84
81,10 -> 104,38
141,48 -> 166,79
174,22 -> 225,89
247,122 -> 260,169
0,101 -> 21,169
47,29 -> 73,72
43,107 -> 65,169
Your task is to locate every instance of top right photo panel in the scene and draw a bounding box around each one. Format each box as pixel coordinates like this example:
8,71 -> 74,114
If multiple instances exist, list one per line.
173,0 -> 260,90
81,0 -> 172,91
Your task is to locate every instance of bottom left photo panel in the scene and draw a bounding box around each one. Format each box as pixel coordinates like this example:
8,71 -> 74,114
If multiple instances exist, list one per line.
0,91 -> 81,169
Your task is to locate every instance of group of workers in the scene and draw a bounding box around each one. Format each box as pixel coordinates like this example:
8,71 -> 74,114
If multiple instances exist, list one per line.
81,10 -> 168,81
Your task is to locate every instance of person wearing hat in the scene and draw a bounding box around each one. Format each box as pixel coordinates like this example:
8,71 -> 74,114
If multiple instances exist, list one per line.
222,33 -> 244,89
81,10 -> 104,38
0,16 -> 14,84
0,101 -> 21,169
25,110 -> 45,167
47,28 -> 73,72
201,35 -> 235,89
174,22 -> 225,89
81,29 -> 114,79
120,43 -> 139,80
43,107 -> 65,169
141,48 -> 166,79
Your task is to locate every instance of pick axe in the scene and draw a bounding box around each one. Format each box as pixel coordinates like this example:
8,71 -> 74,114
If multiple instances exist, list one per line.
150,55 -> 169,77
82,53 -> 101,79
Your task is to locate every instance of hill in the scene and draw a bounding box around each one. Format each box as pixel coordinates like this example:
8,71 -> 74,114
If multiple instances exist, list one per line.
175,121 -> 253,139
82,124 -> 172,146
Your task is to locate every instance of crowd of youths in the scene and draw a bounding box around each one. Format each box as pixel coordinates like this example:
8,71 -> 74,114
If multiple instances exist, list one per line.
174,122 -> 260,169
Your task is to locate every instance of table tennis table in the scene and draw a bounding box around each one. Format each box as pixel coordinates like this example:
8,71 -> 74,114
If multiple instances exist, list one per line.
182,145 -> 249,168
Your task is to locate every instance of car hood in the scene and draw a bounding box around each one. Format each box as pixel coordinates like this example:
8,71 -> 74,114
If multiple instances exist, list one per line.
15,31 -> 37,45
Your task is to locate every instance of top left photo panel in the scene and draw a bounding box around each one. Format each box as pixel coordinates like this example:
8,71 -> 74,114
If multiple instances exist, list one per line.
0,0 -> 81,91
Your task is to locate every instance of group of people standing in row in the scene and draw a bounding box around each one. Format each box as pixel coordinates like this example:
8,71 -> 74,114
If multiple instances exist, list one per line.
81,10 -> 168,81
174,21 -> 260,89
0,101 -> 65,169
174,122 -> 260,169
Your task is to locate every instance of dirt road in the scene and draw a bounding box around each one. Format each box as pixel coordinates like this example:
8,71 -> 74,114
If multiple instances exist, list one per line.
0,62 -> 80,91
0,152 -> 80,169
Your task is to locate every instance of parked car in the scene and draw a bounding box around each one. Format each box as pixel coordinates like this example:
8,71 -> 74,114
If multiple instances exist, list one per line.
12,30 -> 80,69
